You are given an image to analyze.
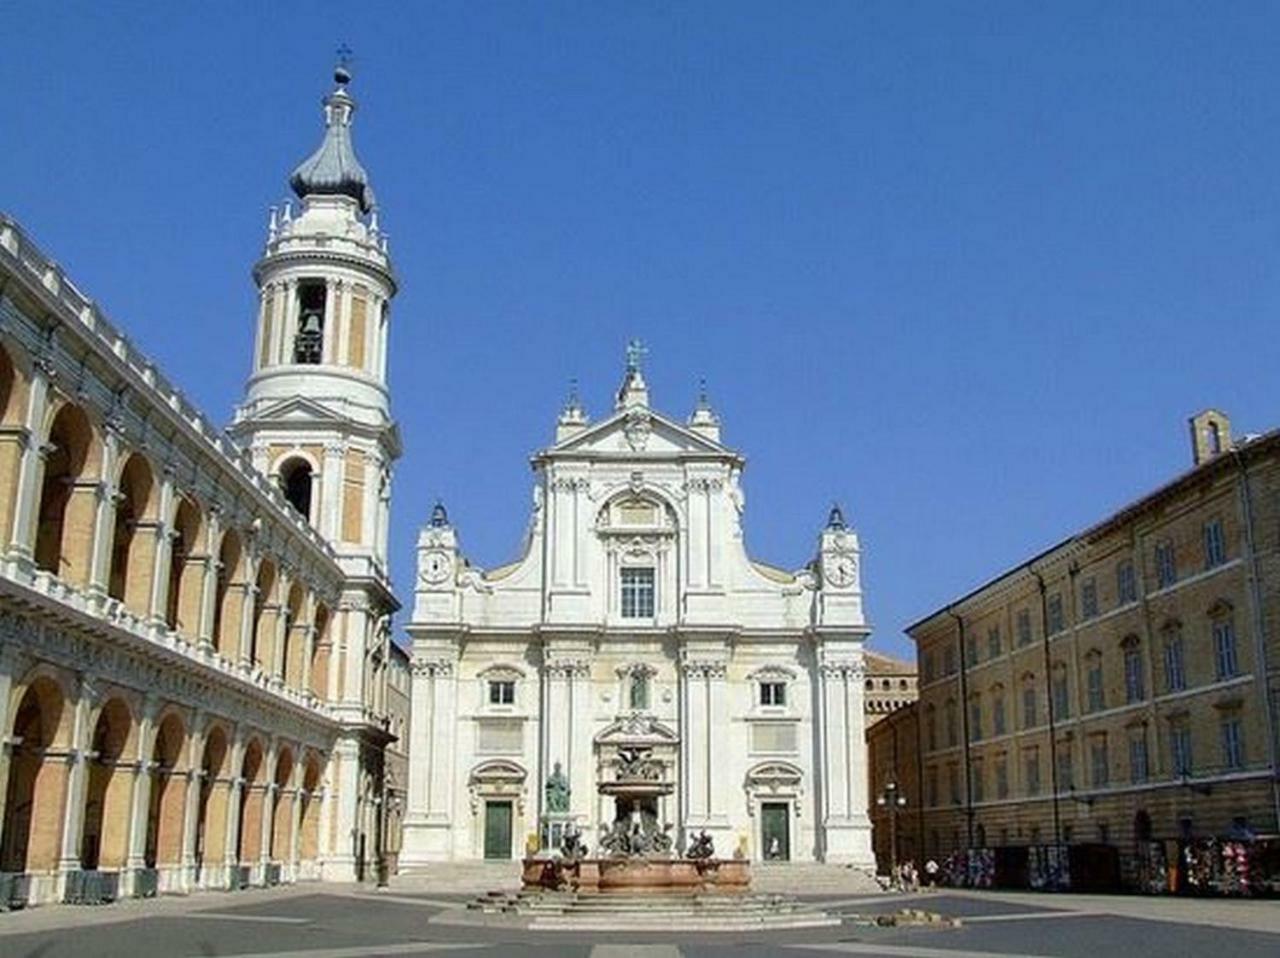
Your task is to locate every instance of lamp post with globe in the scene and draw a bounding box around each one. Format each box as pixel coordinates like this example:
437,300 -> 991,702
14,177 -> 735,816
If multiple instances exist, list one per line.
876,780 -> 908,877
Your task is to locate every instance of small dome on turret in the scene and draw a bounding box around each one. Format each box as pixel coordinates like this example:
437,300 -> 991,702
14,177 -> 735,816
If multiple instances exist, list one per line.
289,64 -> 376,213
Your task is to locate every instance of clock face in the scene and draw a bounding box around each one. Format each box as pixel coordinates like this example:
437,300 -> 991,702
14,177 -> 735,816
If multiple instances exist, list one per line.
826,555 -> 857,588
419,550 -> 452,585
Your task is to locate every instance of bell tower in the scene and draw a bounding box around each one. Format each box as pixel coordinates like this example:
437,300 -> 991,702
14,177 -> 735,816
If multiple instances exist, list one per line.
231,61 -> 400,881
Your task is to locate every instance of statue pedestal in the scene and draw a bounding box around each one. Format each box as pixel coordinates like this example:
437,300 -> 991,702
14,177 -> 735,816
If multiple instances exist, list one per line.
539,813 -> 577,855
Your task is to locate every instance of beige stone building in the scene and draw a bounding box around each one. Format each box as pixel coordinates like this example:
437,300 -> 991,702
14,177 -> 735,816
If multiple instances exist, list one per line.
384,642 -> 411,874
906,411 -> 1280,873
866,700 -> 923,873
0,65 -> 400,906
864,650 -> 917,729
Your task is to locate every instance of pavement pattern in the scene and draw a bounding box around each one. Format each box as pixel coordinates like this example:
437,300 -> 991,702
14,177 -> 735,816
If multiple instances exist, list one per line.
1,880 -> 1278,958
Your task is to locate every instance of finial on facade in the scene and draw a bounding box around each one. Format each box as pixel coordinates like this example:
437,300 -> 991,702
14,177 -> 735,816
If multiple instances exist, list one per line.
565,377 -> 581,411
625,338 -> 648,374
827,502 -> 846,530
268,205 -> 279,241
282,200 -> 293,223
697,378 -> 710,409
430,499 -> 449,527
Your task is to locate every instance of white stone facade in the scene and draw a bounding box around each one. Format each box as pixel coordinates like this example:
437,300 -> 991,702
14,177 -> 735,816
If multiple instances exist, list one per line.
402,362 -> 874,867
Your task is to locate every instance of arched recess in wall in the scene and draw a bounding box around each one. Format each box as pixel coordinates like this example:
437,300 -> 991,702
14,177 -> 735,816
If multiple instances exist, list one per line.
213,529 -> 245,655
34,403 -> 99,583
310,603 -> 330,699
237,738 -> 266,864
195,724 -> 229,871
278,458 -> 315,523
282,581 -> 305,686
166,497 -> 204,633
81,696 -> 136,871
1,674 -> 69,872
145,711 -> 187,868
251,559 -> 278,671
270,747 -> 294,860
108,453 -> 161,613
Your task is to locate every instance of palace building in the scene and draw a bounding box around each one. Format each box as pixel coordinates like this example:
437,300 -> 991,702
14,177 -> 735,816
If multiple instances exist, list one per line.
401,357 -> 876,867
902,410 -> 1280,877
0,64 -> 400,905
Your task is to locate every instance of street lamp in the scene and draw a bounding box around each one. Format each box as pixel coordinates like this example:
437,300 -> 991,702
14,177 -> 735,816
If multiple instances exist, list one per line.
875,780 -> 909,876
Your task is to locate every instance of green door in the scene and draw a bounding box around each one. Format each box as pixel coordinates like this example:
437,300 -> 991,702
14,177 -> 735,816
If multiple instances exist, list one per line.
761,802 -> 790,861
483,800 -> 513,860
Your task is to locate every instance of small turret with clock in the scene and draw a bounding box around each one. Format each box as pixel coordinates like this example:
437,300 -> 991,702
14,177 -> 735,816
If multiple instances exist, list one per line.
815,504 -> 865,628
413,500 -> 461,621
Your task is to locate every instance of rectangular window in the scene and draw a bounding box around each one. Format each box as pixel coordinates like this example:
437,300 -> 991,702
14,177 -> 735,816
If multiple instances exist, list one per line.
926,767 -> 939,807
1052,671 -> 1070,720
1204,519 -> 1226,569
1090,738 -> 1110,787
760,681 -> 786,707
965,638 -> 978,668
987,627 -> 1002,659
995,757 -> 1009,799
488,680 -> 516,705
948,764 -> 960,805
1213,620 -> 1239,680
969,699 -> 982,741
1117,560 -> 1137,605
1086,661 -> 1105,712
1124,646 -> 1145,703
1025,748 -> 1041,796
620,567 -> 655,619
1056,747 -> 1073,790
1163,634 -> 1187,692
1129,733 -> 1149,783
1047,593 -> 1064,634
943,644 -> 957,676
1171,725 -> 1193,777
1221,716 -> 1244,770
1155,541 -> 1177,589
993,696 -> 1007,736
1081,579 -> 1098,619
946,703 -> 958,748
972,762 -> 985,803
1022,686 -> 1037,729
1016,610 -> 1032,646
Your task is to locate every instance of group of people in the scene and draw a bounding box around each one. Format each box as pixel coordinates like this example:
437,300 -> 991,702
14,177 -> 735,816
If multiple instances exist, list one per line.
886,859 -> 935,891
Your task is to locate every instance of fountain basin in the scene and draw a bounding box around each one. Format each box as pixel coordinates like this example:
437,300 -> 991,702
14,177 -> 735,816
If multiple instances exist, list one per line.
523,856 -> 750,894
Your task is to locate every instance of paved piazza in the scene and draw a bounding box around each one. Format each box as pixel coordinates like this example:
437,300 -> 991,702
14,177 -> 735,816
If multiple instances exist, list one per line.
2,874 -> 1278,958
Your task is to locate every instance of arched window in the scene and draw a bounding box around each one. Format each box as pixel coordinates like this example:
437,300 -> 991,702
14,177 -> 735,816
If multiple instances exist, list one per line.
293,281 -> 326,364
279,458 -> 314,521
1121,635 -> 1145,703
35,404 -> 96,582
109,453 -> 157,613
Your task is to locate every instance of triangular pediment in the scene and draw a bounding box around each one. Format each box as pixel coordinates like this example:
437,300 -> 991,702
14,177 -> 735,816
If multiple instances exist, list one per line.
239,395 -> 346,425
549,408 -> 734,459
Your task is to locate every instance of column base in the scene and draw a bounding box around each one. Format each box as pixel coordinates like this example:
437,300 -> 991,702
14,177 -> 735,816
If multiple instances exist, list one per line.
399,817 -> 456,866
821,816 -> 875,868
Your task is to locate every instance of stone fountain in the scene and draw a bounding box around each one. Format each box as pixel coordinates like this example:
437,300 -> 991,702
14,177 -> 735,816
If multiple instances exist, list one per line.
522,744 -> 749,894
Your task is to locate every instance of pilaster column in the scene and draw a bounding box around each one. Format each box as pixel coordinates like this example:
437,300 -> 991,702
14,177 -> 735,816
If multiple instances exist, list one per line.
124,695 -> 161,887
5,355 -> 53,567
146,472 -> 177,628
400,650 -> 458,865
179,714 -> 206,891
816,644 -> 874,867
0,645 -> 26,841
56,674 -> 98,879
223,729 -> 246,871
679,643 -> 730,848
86,430 -> 124,600
260,740 -> 278,873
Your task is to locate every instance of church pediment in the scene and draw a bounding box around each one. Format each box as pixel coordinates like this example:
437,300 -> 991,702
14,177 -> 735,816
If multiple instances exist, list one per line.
547,409 -> 734,459
239,395 -> 346,425
594,713 -> 680,746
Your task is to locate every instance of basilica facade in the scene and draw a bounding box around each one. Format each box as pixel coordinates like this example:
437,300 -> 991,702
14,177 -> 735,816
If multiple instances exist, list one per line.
402,360 -> 875,868
0,65 -> 398,905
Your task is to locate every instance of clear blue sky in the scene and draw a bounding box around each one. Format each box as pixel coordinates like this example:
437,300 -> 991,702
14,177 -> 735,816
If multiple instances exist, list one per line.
5,3 -> 1279,659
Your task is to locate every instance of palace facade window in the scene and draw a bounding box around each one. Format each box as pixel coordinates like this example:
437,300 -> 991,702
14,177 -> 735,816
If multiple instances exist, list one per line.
620,567 -> 655,619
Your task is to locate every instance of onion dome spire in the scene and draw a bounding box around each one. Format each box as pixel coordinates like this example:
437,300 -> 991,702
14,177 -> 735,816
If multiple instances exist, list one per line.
289,61 -> 376,213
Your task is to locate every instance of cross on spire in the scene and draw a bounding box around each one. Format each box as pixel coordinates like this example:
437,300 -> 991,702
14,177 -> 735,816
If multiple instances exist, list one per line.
625,338 -> 648,374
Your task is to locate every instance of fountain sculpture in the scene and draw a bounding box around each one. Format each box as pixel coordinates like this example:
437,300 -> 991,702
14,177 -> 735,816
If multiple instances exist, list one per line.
522,744 -> 749,894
